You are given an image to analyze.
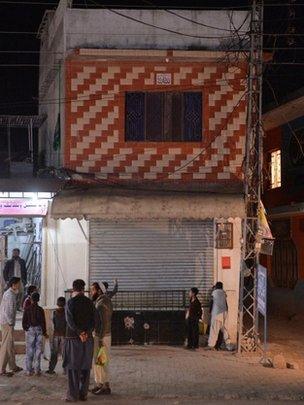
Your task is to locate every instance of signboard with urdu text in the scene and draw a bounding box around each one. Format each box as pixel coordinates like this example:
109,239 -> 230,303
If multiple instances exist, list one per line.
0,199 -> 48,216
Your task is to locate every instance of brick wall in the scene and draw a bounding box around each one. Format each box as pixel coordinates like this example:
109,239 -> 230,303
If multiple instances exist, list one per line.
64,57 -> 247,183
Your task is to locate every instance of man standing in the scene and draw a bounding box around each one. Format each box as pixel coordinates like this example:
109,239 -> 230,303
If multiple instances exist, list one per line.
90,282 -> 114,395
187,287 -> 202,350
63,279 -> 97,402
0,277 -> 23,376
3,249 -> 27,310
207,282 -> 230,350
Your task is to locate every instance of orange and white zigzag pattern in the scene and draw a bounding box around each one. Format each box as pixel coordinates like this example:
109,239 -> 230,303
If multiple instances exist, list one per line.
65,60 -> 246,182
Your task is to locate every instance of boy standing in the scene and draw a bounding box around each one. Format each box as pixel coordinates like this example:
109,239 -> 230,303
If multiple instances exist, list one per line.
187,287 -> 202,350
23,285 -> 37,311
46,296 -> 66,374
22,292 -> 47,376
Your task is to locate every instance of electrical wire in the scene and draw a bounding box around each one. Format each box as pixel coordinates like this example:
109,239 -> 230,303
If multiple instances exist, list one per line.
3,47 -> 304,54
1,1 -> 304,8
0,1 -> 251,8
140,0 -> 249,33
0,78 -> 247,109
0,26 -> 249,39
1,29 -> 304,37
86,0 -> 250,41
44,89 -> 247,183
0,50 -> 63,54
0,4 -> 249,188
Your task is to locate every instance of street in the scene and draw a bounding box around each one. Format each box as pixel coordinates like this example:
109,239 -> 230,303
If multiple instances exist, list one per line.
1,345 -> 303,403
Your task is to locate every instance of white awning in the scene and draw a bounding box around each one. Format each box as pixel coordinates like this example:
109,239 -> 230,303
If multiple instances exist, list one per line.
50,187 -> 245,220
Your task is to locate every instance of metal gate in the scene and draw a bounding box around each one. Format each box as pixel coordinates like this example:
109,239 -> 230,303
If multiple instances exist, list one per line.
89,219 -> 214,306
272,238 -> 298,289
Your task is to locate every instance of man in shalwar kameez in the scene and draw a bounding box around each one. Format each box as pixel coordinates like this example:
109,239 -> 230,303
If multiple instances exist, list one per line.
63,279 -> 98,402
207,282 -> 230,350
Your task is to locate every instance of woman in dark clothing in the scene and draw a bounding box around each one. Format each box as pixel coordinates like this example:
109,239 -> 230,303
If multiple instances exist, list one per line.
187,287 -> 202,350
63,279 -> 99,402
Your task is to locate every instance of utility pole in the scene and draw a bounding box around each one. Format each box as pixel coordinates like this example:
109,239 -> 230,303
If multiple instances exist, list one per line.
238,0 -> 264,353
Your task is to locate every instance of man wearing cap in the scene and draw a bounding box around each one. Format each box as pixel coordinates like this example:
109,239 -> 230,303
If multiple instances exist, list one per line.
90,281 -> 115,396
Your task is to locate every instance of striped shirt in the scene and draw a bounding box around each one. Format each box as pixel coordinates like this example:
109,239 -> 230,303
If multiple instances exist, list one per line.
0,288 -> 17,326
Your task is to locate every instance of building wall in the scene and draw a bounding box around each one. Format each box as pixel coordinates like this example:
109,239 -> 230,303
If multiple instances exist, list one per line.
64,56 -> 247,183
39,69 -> 64,168
64,9 -> 249,51
215,217 -> 242,343
263,121 -> 304,289
264,118 -> 304,208
42,216 -> 89,306
39,5 -> 249,175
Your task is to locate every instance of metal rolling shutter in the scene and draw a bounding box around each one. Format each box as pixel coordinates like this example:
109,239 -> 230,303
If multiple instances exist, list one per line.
89,219 -> 214,305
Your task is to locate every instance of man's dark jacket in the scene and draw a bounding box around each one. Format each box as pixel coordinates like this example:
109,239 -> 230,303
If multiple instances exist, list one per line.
3,258 -> 27,285
189,297 -> 202,319
65,293 -> 97,338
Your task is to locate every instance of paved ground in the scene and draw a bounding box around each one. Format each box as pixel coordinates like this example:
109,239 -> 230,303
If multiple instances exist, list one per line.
1,345 -> 304,404
267,313 -> 304,369
1,311 -> 304,404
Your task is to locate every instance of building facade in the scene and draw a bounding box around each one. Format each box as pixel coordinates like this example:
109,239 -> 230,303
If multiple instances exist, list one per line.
263,89 -> 304,316
35,1 -> 250,343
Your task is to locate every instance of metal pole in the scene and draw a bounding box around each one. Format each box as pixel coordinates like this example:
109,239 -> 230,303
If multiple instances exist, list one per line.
264,276 -> 267,362
28,119 -> 34,163
58,63 -> 61,168
238,0 -> 264,353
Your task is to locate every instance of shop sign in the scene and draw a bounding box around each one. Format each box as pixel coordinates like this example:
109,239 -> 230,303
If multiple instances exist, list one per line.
257,264 -> 267,316
0,199 -> 48,216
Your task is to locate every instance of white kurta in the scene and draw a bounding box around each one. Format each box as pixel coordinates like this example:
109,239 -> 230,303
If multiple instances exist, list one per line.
208,289 -> 230,348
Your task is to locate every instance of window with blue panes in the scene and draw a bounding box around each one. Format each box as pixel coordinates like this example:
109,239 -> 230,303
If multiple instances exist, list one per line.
125,92 -> 202,142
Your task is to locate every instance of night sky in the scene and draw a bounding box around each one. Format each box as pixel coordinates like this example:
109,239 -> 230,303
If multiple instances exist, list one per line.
0,0 -> 303,156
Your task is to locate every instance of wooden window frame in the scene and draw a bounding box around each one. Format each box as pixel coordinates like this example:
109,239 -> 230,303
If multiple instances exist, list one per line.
125,91 -> 202,142
270,149 -> 282,189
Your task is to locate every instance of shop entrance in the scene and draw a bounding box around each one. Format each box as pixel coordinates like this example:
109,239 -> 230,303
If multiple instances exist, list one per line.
0,216 -> 43,295
89,218 -> 214,345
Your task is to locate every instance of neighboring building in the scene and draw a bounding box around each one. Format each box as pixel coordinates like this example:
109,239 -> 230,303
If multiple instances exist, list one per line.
263,88 -> 304,315
0,117 -> 58,295
37,1 -> 250,343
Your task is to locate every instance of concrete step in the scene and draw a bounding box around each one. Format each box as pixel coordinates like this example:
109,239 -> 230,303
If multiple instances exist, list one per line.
0,340 -> 25,355
0,329 -> 25,341
15,341 -> 26,354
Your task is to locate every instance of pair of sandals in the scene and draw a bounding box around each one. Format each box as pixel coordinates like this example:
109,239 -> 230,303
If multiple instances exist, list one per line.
0,366 -> 23,377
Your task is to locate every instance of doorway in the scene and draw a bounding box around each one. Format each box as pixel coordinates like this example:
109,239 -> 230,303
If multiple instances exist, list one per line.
0,216 -> 43,291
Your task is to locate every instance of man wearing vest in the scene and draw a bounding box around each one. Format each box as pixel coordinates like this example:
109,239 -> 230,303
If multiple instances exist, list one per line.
3,249 -> 27,311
